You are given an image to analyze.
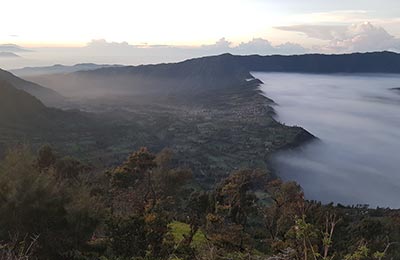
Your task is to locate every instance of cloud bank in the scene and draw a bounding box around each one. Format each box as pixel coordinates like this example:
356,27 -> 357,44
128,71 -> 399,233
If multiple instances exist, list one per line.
2,22 -> 400,69
0,44 -> 31,53
277,22 -> 400,53
256,72 -> 400,207
85,37 -> 308,56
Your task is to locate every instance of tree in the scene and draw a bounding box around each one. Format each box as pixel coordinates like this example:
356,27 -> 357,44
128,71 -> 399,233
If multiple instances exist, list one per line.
0,147 -> 100,259
108,147 -> 157,214
36,144 -> 57,170
206,169 -> 266,250
109,147 -> 156,188
321,212 -> 340,260
345,242 -> 369,260
55,156 -> 89,181
263,179 -> 304,244
106,215 -> 147,258
105,148 -> 193,258
183,191 -> 212,246
108,147 -> 193,215
262,179 -> 343,260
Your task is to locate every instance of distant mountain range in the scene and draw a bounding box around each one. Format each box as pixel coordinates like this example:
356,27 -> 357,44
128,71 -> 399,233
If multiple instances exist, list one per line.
0,68 -> 65,106
12,63 -> 123,77
391,88 -> 400,94
4,51 -> 400,125
0,44 -> 31,53
0,52 -> 20,58
24,51 -> 400,100
233,51 -> 400,73
6,51 -> 399,125
23,54 -> 252,99
9,52 -> 399,179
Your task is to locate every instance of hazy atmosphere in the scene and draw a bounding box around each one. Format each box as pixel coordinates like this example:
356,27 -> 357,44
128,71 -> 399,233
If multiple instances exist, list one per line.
2,1 -> 400,259
257,72 -> 400,207
1,0 -> 400,69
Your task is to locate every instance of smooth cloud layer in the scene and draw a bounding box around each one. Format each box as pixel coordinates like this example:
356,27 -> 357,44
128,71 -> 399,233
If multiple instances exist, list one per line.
256,72 -> 400,207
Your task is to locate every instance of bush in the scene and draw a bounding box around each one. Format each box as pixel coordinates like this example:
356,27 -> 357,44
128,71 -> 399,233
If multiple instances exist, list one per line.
106,215 -> 147,258
0,147 -> 101,259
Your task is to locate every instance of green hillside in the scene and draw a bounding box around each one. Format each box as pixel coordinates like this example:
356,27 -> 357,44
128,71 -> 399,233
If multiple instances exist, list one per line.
0,68 -> 65,106
0,80 -> 49,126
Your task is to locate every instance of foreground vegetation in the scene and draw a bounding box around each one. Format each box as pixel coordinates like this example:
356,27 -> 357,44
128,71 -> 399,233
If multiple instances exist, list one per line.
1,145 -> 399,260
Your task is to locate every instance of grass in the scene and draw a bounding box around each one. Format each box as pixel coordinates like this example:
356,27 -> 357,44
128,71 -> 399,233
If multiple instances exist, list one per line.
168,221 -> 207,249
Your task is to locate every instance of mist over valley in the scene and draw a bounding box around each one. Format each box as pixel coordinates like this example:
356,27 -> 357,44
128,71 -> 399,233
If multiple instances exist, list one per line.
256,72 -> 400,207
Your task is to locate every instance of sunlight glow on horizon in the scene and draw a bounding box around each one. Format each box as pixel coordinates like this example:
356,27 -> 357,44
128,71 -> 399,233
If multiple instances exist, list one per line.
2,0 -> 399,47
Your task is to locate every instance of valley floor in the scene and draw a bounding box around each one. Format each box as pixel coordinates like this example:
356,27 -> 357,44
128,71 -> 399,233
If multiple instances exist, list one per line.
0,79 -> 312,185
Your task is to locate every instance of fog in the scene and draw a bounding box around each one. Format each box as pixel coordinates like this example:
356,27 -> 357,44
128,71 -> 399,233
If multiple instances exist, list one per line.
254,72 -> 400,208
27,73 -> 213,101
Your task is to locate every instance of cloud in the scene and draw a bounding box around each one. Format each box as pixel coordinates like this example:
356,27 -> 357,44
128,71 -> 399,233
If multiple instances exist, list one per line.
201,37 -> 232,51
0,44 -> 31,53
275,42 -> 309,54
84,37 -> 309,57
330,22 -> 400,52
6,24 -> 399,70
277,25 -> 348,41
277,22 -> 400,53
87,39 -> 131,48
0,52 -> 20,58
236,38 -> 274,53
233,38 -> 308,55
293,10 -> 370,24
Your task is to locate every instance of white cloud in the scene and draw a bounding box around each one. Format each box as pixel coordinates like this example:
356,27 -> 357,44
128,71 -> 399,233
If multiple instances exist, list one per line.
277,25 -> 348,41
233,38 -> 308,55
275,42 -> 309,54
236,38 -> 274,53
290,10 -> 370,24
0,37 -> 311,69
277,22 -> 400,53
84,37 -> 309,56
5,23 -> 400,70
330,22 -> 400,52
202,38 -> 232,50
86,39 -> 131,49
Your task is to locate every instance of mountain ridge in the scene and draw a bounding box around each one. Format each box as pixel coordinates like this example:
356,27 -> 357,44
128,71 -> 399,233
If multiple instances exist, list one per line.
0,52 -> 20,58
0,80 -> 47,125
0,68 -> 65,106
24,51 -> 400,101
0,56 -> 315,183
11,63 -> 123,77
78,51 -> 400,75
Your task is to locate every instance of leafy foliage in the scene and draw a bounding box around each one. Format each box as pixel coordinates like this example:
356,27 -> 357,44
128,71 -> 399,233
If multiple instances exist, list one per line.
1,146 -> 400,260
0,146 -> 101,259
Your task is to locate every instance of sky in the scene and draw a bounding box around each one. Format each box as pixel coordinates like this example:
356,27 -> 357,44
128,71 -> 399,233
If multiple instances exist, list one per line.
1,0 -> 400,69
